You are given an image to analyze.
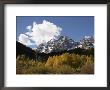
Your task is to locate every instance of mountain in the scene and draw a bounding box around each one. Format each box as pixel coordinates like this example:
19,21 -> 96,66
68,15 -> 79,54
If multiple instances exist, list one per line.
78,36 -> 94,49
36,35 -> 94,53
36,36 -> 77,53
16,41 -> 36,59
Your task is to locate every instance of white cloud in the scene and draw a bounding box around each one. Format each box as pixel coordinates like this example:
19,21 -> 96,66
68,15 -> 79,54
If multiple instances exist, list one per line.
18,34 -> 33,46
26,25 -> 32,31
18,20 -> 62,46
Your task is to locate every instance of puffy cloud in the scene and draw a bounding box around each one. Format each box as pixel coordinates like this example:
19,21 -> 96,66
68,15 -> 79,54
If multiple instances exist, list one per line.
18,34 -> 34,46
18,20 -> 62,46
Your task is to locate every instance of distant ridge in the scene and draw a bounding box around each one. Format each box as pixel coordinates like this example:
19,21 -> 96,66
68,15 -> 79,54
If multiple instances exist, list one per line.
36,35 -> 94,53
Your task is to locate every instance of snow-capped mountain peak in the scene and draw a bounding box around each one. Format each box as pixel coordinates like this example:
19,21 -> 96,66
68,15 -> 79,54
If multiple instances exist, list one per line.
36,35 -> 94,53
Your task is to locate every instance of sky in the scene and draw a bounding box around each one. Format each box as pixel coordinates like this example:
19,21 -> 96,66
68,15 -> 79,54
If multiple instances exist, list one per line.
16,16 -> 94,48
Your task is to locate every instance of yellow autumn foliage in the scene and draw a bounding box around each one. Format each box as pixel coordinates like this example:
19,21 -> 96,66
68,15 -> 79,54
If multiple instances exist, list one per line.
16,52 -> 94,74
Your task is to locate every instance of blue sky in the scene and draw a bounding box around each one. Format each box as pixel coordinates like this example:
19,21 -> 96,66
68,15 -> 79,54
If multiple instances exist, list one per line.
16,16 -> 94,48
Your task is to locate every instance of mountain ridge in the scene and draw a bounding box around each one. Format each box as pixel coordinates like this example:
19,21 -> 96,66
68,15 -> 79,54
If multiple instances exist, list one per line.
36,35 -> 94,53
